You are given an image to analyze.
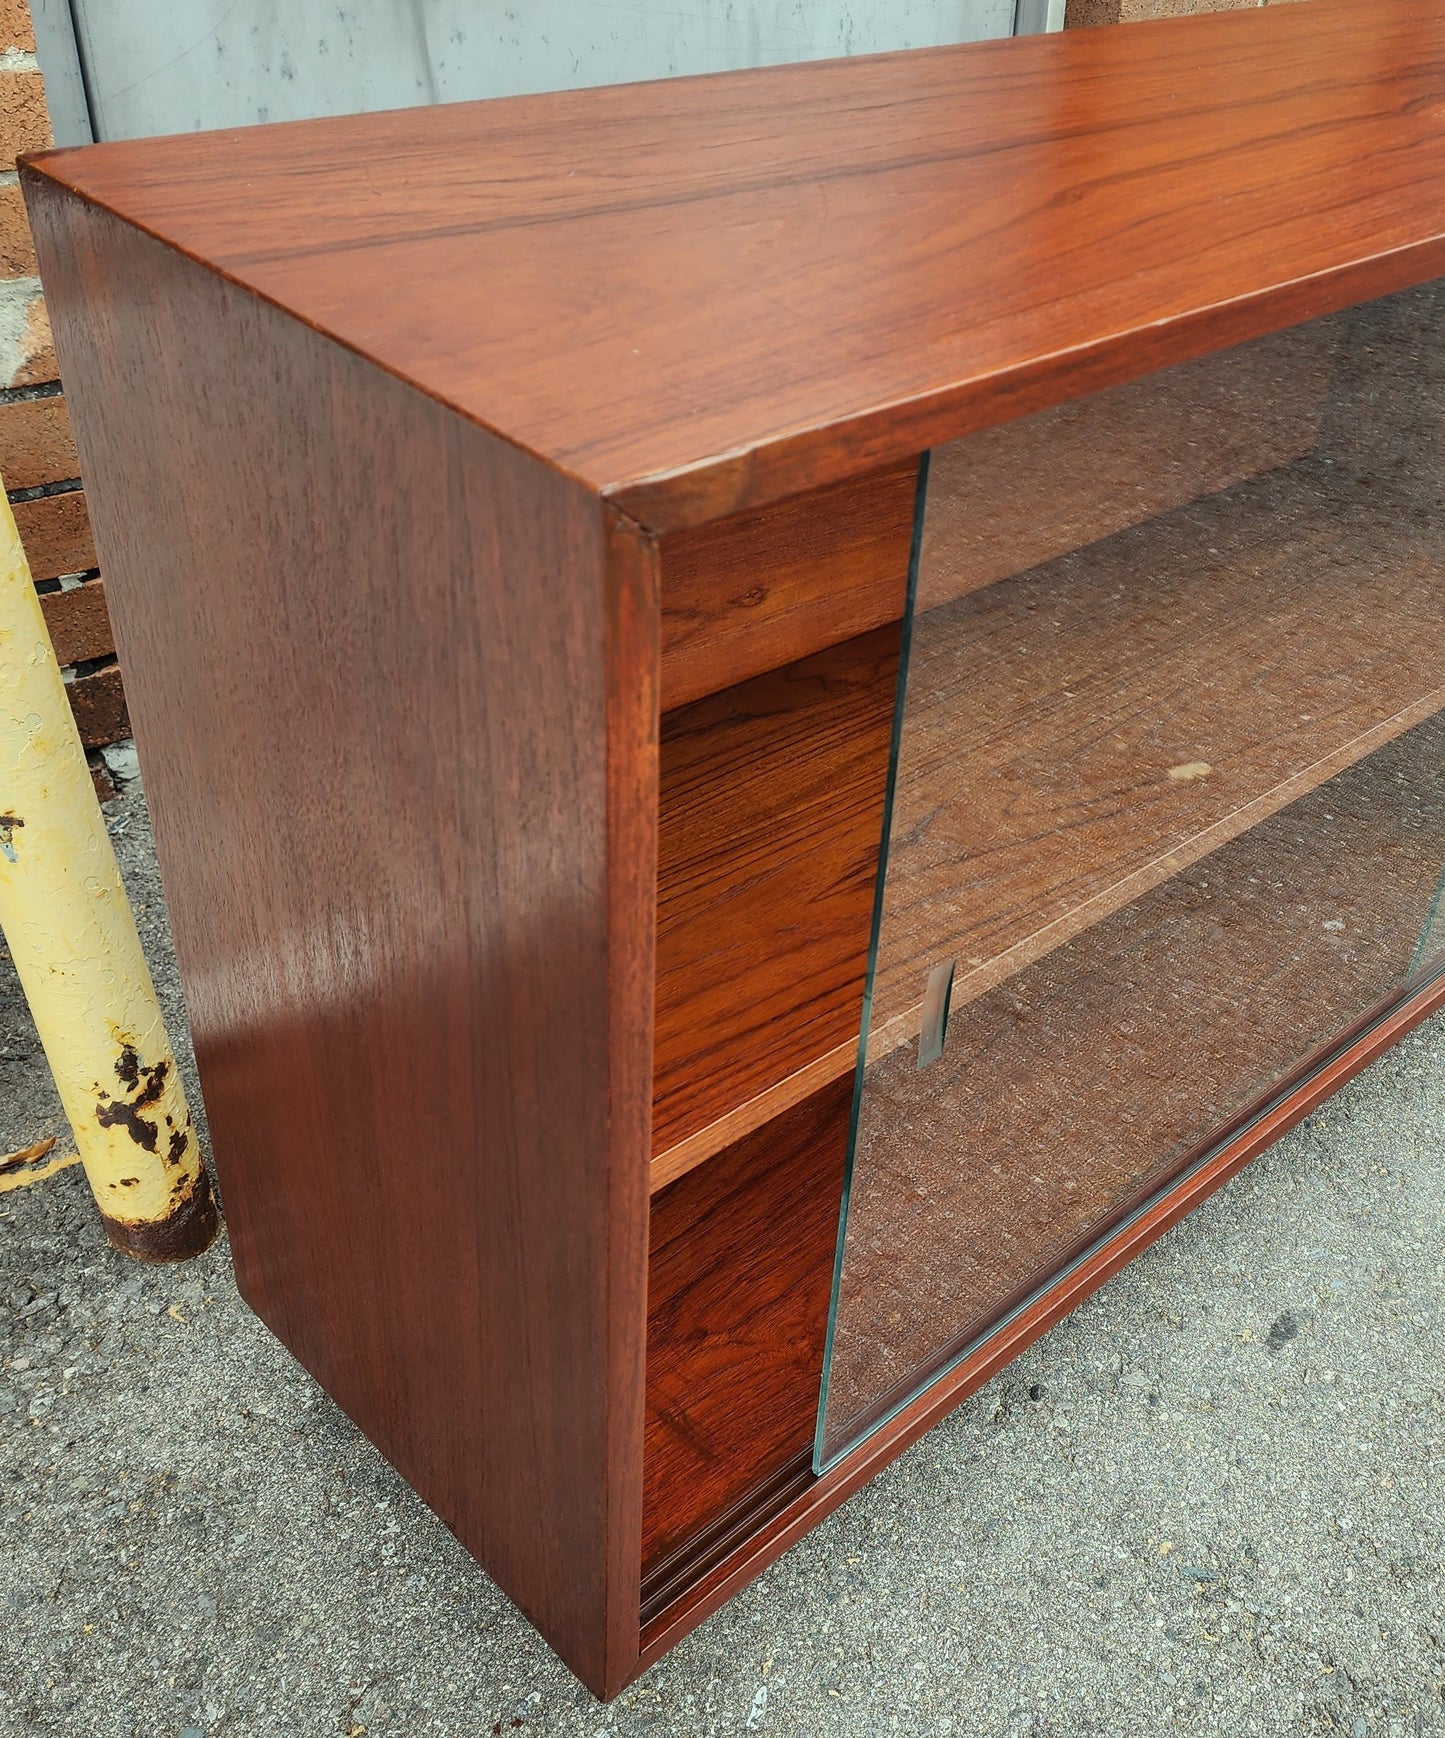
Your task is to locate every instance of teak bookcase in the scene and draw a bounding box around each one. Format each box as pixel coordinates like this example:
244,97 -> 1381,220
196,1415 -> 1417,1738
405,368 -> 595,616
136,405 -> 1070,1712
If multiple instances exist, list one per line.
24,0 -> 1445,1697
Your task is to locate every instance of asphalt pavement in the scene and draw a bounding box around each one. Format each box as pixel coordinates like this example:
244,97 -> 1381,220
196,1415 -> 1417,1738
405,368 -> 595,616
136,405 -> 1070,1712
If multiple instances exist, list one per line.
2,780 -> 1442,1738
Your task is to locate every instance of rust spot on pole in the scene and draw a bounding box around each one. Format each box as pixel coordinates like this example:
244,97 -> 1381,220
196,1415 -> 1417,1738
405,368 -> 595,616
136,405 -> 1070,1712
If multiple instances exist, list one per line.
0,812 -> 23,863
94,1054 -> 172,1151
94,1096 -> 160,1151
99,1166 -> 219,1263
131,1058 -> 168,1108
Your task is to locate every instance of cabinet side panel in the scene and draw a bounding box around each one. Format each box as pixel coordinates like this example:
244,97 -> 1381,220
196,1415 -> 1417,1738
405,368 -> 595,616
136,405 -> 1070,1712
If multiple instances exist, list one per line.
27,182 -> 644,1694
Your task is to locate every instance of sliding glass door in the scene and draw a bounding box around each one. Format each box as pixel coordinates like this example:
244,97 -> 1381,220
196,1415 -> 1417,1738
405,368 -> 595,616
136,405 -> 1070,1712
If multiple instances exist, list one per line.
818,280 -> 1445,1466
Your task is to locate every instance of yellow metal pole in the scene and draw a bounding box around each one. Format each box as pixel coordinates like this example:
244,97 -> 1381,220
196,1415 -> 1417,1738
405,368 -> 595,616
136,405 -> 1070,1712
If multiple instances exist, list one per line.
0,490 -> 216,1260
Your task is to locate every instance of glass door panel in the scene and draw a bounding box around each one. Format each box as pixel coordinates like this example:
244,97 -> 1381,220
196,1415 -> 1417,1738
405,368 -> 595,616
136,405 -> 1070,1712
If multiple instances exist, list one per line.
817,278 -> 1445,1468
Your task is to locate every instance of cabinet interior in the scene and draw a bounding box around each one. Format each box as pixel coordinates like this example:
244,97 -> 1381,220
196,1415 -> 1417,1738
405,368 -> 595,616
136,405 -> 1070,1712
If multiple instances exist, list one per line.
642,281 -> 1445,1600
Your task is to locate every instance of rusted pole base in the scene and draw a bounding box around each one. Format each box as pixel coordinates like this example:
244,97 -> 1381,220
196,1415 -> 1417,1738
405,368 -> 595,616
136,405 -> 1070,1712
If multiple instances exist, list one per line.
100,1165 -> 220,1263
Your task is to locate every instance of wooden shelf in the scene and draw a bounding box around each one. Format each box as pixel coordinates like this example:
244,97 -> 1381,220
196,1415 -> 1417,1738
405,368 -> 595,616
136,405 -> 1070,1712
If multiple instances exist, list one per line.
869,457 -> 1445,1048
825,706 -> 1445,1443
653,456 -> 1445,1191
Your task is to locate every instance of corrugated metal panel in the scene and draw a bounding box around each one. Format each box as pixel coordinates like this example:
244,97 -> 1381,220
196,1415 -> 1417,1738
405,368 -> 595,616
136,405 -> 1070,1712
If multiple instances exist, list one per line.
61,0 -> 1026,141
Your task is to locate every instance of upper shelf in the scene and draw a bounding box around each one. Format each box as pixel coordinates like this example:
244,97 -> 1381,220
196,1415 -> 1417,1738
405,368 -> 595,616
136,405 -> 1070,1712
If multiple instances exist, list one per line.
867,454 -> 1445,1057
23,0 -> 1445,530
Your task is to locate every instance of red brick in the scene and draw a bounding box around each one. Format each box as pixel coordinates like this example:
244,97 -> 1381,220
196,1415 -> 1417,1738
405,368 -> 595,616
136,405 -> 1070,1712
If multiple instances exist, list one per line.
0,70 -> 52,163
89,755 -> 117,803
39,578 -> 113,666
66,663 -> 129,748
12,487 -> 94,578
0,393 -> 77,490
0,178 -> 35,277
0,0 -> 36,53
11,293 -> 56,388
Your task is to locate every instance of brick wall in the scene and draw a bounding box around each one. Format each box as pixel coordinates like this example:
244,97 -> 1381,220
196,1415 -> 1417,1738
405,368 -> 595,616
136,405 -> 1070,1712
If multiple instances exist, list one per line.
0,0 -> 129,789
1065,0 -> 1307,23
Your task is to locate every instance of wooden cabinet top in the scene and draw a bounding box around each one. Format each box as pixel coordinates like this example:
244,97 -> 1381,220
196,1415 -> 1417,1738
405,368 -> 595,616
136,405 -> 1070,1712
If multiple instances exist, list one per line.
23,0 -> 1445,531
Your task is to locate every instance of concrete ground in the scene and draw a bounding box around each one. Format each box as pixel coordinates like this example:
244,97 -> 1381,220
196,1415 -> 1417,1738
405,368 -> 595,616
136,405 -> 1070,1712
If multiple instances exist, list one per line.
2,779 -> 1443,1738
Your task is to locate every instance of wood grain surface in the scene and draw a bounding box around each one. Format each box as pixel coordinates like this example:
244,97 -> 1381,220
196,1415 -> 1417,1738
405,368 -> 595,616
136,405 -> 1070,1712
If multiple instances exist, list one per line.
825,710 -> 1445,1454
653,629 -> 899,1178
27,185 -> 650,1699
644,1076 -> 851,1585
24,0 -> 1445,529
659,462 -> 916,711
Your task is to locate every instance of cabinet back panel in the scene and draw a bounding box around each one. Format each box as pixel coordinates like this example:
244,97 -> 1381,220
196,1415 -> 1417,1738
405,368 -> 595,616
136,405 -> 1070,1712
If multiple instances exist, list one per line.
656,316 -> 1334,716
919,315 -> 1337,612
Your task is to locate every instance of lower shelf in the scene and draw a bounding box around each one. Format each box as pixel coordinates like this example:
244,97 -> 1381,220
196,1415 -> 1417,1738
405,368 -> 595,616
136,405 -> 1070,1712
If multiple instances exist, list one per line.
827,704 -> 1445,1455
640,965 -> 1445,1671
644,1075 -> 850,1581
